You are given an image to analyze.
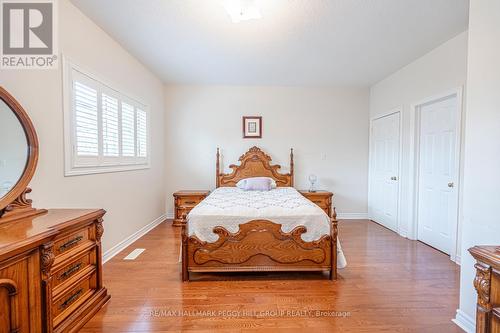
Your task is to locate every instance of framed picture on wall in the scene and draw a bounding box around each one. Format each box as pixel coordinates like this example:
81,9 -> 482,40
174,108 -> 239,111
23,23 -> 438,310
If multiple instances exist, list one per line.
243,116 -> 262,138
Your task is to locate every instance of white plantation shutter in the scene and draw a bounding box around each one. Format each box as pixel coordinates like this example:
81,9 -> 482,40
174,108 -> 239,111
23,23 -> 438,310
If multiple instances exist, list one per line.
66,64 -> 149,175
136,108 -> 147,158
121,102 -> 135,157
74,81 -> 98,156
102,93 -> 119,157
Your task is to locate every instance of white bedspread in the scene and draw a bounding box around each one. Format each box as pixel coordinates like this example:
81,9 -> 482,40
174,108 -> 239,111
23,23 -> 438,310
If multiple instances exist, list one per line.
187,187 -> 347,268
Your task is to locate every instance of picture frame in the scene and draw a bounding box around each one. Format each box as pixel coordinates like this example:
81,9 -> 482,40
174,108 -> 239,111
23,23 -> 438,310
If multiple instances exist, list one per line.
242,116 -> 262,138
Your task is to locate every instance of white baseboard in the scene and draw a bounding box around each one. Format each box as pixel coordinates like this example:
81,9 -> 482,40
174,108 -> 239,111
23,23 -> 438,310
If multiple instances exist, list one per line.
337,213 -> 368,220
166,212 -> 368,220
103,213 -> 167,264
166,210 -> 368,221
398,228 -> 408,238
452,309 -> 475,333
451,254 -> 462,266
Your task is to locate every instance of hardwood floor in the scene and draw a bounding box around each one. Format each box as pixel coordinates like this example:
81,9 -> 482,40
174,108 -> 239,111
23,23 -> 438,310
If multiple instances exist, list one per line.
81,220 -> 462,332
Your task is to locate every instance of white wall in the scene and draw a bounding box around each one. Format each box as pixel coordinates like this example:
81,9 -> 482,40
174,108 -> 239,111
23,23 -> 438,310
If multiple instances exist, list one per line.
0,0 -> 166,253
164,85 -> 369,218
455,1 -> 500,330
369,31 -> 468,237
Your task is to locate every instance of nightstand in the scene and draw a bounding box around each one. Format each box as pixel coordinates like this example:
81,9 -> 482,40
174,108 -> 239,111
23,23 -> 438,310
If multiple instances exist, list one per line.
173,190 -> 210,227
299,190 -> 333,217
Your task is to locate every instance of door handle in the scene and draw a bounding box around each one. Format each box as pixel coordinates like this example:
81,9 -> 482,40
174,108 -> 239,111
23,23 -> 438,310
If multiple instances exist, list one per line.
448,182 -> 454,188
391,176 -> 398,181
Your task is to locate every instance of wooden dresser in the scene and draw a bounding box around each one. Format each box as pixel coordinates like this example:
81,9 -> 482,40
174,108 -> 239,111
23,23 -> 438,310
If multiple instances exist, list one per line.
470,246 -> 500,333
173,190 -> 210,226
0,87 -> 109,332
0,209 -> 110,333
299,190 -> 333,217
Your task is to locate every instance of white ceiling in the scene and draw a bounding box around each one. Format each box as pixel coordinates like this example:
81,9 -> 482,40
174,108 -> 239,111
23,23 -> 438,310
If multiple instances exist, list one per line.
70,0 -> 469,86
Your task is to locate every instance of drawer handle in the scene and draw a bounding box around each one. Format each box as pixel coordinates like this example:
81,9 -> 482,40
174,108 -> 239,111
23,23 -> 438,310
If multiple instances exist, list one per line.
184,201 -> 196,205
58,262 -> 83,280
59,288 -> 83,310
59,236 -> 84,252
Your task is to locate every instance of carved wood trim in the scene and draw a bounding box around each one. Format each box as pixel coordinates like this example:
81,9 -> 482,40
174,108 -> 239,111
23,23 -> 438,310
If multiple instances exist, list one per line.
469,246 -> 500,333
94,217 -> 105,292
216,146 -> 294,188
0,278 -> 20,332
330,207 -> 338,280
181,224 -> 189,281
95,218 -> 104,242
474,262 -> 492,333
0,278 -> 18,296
0,188 -> 47,222
40,242 -> 54,332
186,220 -> 332,272
40,242 -> 55,275
474,262 -> 492,310
5,187 -> 32,210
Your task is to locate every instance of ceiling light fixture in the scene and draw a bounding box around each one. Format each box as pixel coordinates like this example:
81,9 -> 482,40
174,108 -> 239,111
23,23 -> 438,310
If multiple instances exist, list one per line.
223,0 -> 262,23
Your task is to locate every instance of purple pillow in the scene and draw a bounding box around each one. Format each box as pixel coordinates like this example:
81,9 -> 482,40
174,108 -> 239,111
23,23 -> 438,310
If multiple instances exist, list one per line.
236,177 -> 273,191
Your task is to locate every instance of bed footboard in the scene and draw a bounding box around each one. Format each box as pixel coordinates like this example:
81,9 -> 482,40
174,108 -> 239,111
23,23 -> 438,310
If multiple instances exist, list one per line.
182,219 -> 337,281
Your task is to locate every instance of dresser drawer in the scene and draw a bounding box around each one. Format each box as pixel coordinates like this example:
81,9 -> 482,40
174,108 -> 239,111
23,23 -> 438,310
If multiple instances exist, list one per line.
52,247 -> 96,294
53,270 -> 97,328
309,197 -> 329,209
176,207 -> 193,220
173,191 -> 210,227
54,225 -> 93,259
309,197 -> 331,216
177,196 -> 205,207
299,191 -> 333,217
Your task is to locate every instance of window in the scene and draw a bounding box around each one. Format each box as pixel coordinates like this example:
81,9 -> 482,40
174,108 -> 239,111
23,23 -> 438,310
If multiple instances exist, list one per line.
64,61 -> 150,176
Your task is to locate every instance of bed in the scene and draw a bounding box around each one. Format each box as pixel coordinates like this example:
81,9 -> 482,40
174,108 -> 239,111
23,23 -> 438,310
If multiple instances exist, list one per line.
181,146 -> 345,281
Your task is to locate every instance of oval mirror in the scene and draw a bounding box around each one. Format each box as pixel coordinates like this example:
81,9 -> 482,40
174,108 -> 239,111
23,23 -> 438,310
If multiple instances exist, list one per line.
0,99 -> 28,197
0,87 -> 39,214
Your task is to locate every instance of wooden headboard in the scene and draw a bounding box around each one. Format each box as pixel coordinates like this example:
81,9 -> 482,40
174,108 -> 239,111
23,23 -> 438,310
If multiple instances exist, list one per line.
216,146 -> 294,188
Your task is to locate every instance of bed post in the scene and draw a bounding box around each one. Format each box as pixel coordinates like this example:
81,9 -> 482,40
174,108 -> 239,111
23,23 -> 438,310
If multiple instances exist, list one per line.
181,224 -> 189,281
290,148 -> 294,187
330,207 -> 338,280
216,147 -> 220,188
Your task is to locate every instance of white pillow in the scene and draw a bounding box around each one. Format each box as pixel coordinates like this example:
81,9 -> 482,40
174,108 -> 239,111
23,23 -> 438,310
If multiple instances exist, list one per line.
236,177 -> 277,191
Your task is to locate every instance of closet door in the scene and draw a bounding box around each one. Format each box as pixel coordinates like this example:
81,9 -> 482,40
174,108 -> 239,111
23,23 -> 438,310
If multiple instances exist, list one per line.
417,95 -> 459,254
369,112 -> 400,232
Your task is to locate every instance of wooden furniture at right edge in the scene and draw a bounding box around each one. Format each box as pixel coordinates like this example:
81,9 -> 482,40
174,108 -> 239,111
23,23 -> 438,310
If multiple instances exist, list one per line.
470,246 -> 500,333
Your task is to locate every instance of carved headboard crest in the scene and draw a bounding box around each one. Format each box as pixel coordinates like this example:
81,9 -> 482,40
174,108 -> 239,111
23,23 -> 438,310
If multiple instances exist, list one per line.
216,146 -> 294,188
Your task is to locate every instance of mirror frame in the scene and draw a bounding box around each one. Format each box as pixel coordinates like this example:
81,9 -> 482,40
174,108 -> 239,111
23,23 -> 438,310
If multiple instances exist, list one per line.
0,86 -> 39,213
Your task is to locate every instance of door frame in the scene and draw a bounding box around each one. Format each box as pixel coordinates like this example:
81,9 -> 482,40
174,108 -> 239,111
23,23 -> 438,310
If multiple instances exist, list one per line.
408,87 -> 464,263
368,107 -> 404,236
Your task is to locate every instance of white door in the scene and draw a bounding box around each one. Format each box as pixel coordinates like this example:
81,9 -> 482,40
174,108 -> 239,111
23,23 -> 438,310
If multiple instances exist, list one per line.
369,112 -> 400,232
417,95 -> 459,254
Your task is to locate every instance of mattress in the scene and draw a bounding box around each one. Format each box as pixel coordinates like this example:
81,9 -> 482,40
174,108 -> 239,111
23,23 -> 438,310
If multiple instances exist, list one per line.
187,187 -> 347,268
